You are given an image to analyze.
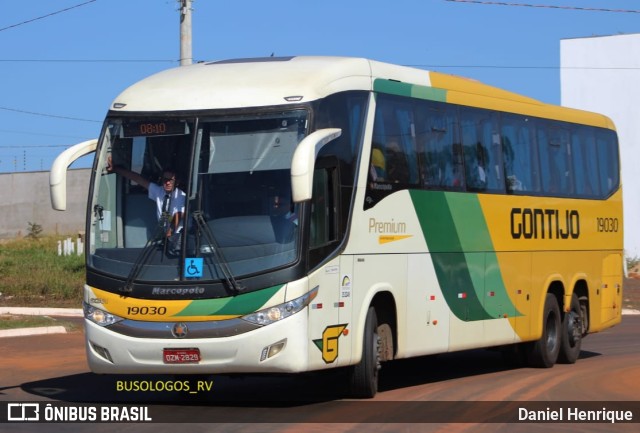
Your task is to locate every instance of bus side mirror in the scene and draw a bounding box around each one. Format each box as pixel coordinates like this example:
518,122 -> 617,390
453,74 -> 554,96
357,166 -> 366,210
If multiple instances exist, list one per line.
290,128 -> 341,202
50,139 -> 98,210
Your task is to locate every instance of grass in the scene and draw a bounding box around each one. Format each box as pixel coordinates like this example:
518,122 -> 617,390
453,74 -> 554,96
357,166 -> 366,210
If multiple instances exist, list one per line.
0,236 -> 85,308
0,314 -> 79,331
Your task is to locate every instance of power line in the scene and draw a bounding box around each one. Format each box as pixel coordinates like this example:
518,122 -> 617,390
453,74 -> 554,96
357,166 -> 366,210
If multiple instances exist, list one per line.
0,59 -> 177,64
445,0 -> 640,13
406,64 -> 640,70
0,1 -> 98,33
0,106 -> 101,123
0,128 -> 92,140
0,144 -> 76,149
1,60 -> 636,69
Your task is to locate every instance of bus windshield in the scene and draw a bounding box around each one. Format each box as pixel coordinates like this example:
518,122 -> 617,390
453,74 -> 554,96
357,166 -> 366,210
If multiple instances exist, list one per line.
89,110 -> 307,284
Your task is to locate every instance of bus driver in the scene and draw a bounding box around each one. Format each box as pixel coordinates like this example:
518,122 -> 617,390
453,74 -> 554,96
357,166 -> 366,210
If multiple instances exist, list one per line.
107,159 -> 186,239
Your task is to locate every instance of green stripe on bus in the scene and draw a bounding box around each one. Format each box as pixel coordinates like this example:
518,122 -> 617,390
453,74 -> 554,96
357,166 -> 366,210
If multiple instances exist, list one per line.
446,193 -> 493,251
409,190 -> 520,320
445,193 -> 521,318
175,284 -> 283,317
373,79 -> 447,102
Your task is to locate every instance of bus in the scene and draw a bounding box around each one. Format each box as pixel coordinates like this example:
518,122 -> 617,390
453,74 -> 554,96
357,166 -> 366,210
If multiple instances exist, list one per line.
50,56 -> 623,398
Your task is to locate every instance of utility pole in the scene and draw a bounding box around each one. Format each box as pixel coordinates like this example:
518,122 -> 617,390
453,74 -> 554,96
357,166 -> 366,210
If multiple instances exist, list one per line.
179,0 -> 193,66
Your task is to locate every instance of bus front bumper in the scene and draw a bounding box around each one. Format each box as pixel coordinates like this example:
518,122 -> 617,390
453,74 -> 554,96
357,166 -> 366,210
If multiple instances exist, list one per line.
84,311 -> 310,374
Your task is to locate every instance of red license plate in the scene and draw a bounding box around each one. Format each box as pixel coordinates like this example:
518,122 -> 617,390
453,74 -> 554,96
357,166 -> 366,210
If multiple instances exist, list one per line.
163,348 -> 201,364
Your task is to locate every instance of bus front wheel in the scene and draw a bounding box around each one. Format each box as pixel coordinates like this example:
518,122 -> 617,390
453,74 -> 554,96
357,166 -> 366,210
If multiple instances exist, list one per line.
526,293 -> 561,368
349,306 -> 381,398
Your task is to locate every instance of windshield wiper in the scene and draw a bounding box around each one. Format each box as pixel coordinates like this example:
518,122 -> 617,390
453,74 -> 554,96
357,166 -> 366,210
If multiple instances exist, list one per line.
121,212 -> 172,293
192,210 -> 243,294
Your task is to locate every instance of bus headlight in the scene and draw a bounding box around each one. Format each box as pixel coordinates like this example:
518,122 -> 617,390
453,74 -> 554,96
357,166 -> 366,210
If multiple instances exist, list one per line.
83,302 -> 124,327
241,287 -> 318,326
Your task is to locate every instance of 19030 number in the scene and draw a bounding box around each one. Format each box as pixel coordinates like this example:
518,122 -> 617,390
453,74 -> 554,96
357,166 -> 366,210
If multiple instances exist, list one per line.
127,306 -> 167,316
596,217 -> 619,233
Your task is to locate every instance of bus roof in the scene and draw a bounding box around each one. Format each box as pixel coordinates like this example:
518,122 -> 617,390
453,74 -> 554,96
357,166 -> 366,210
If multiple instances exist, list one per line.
112,56 -> 372,112
110,56 -> 615,129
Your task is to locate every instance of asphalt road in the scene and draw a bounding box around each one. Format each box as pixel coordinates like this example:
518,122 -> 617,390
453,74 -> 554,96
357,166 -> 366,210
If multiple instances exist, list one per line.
1,316 -> 639,433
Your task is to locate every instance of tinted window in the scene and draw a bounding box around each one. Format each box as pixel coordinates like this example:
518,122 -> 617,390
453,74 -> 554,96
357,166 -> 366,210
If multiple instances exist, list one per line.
416,101 -> 463,189
596,129 -> 620,196
501,114 -> 540,194
460,108 -> 504,192
538,123 -> 573,195
571,127 -> 599,197
365,91 -> 619,206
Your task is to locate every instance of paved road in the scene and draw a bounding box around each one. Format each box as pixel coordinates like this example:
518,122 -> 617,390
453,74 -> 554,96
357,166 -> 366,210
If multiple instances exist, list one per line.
1,317 -> 639,432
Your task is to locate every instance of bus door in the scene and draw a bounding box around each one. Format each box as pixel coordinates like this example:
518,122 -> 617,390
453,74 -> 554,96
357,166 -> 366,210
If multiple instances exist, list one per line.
306,164 -> 350,369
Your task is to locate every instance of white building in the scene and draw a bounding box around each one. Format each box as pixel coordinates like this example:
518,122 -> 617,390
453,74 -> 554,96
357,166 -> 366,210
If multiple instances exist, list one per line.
561,33 -> 640,259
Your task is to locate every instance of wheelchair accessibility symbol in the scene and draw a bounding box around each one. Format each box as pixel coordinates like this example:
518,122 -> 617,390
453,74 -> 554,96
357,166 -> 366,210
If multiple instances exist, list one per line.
184,258 -> 203,278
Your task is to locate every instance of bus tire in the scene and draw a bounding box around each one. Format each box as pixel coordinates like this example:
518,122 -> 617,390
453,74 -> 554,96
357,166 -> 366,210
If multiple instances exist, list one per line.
557,293 -> 582,364
349,306 -> 380,398
526,293 -> 561,368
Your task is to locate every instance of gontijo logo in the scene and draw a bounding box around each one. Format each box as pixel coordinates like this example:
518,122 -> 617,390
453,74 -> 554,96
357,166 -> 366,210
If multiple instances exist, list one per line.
510,208 -> 580,239
313,324 -> 348,363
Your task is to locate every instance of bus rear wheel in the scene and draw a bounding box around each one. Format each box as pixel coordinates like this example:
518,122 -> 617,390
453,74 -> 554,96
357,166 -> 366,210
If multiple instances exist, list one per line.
526,293 -> 561,368
348,306 -> 380,398
557,293 -> 582,364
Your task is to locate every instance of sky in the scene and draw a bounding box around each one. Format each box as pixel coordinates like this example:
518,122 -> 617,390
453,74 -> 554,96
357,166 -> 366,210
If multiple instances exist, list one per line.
1,0 -> 639,173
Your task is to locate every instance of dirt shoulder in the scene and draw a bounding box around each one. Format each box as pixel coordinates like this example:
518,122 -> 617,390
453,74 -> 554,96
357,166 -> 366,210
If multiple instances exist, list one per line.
623,277 -> 640,311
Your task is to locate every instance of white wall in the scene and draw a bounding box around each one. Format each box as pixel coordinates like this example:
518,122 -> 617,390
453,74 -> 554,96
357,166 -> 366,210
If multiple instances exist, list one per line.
561,34 -> 640,258
0,169 -> 90,239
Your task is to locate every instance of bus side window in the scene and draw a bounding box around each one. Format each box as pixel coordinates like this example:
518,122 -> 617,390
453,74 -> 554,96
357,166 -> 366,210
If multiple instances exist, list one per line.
596,129 -> 619,196
539,124 -> 573,195
501,115 -> 539,194
309,162 -> 340,269
418,101 -> 461,189
370,94 -> 419,186
460,108 -> 503,192
571,128 -> 599,197
385,136 -> 411,184
310,168 -> 330,248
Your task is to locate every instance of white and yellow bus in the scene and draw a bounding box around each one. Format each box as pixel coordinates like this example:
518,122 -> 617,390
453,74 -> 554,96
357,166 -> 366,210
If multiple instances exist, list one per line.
51,56 -> 623,398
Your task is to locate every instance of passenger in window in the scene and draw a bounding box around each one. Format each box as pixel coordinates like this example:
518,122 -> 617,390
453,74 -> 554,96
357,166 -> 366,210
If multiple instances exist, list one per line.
270,194 -> 298,226
466,142 -> 487,190
386,139 -> 410,184
370,146 -> 386,182
270,194 -> 298,244
423,156 -> 442,187
507,175 -> 524,192
449,143 -> 464,188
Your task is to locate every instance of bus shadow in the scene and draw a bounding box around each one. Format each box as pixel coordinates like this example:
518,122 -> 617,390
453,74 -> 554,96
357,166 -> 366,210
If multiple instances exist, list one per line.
379,348 -> 602,393
18,371 -> 345,406
18,349 -> 602,406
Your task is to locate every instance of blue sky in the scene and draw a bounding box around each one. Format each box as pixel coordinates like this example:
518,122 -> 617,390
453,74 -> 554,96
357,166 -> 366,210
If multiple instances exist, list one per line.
1,0 -> 639,173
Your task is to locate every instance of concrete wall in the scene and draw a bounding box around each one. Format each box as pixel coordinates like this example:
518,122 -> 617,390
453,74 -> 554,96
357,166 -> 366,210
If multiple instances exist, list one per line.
561,34 -> 640,257
0,168 -> 90,239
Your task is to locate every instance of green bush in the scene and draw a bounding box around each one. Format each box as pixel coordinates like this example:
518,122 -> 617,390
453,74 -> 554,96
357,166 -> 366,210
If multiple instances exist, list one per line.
0,236 -> 84,307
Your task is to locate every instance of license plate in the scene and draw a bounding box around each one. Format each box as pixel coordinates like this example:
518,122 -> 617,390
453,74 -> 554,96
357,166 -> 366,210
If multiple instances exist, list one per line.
163,348 -> 201,364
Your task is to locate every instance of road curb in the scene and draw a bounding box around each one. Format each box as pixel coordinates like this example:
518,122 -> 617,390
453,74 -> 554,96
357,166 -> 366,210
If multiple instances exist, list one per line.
0,307 -> 83,317
0,325 -> 68,338
0,307 -> 83,338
